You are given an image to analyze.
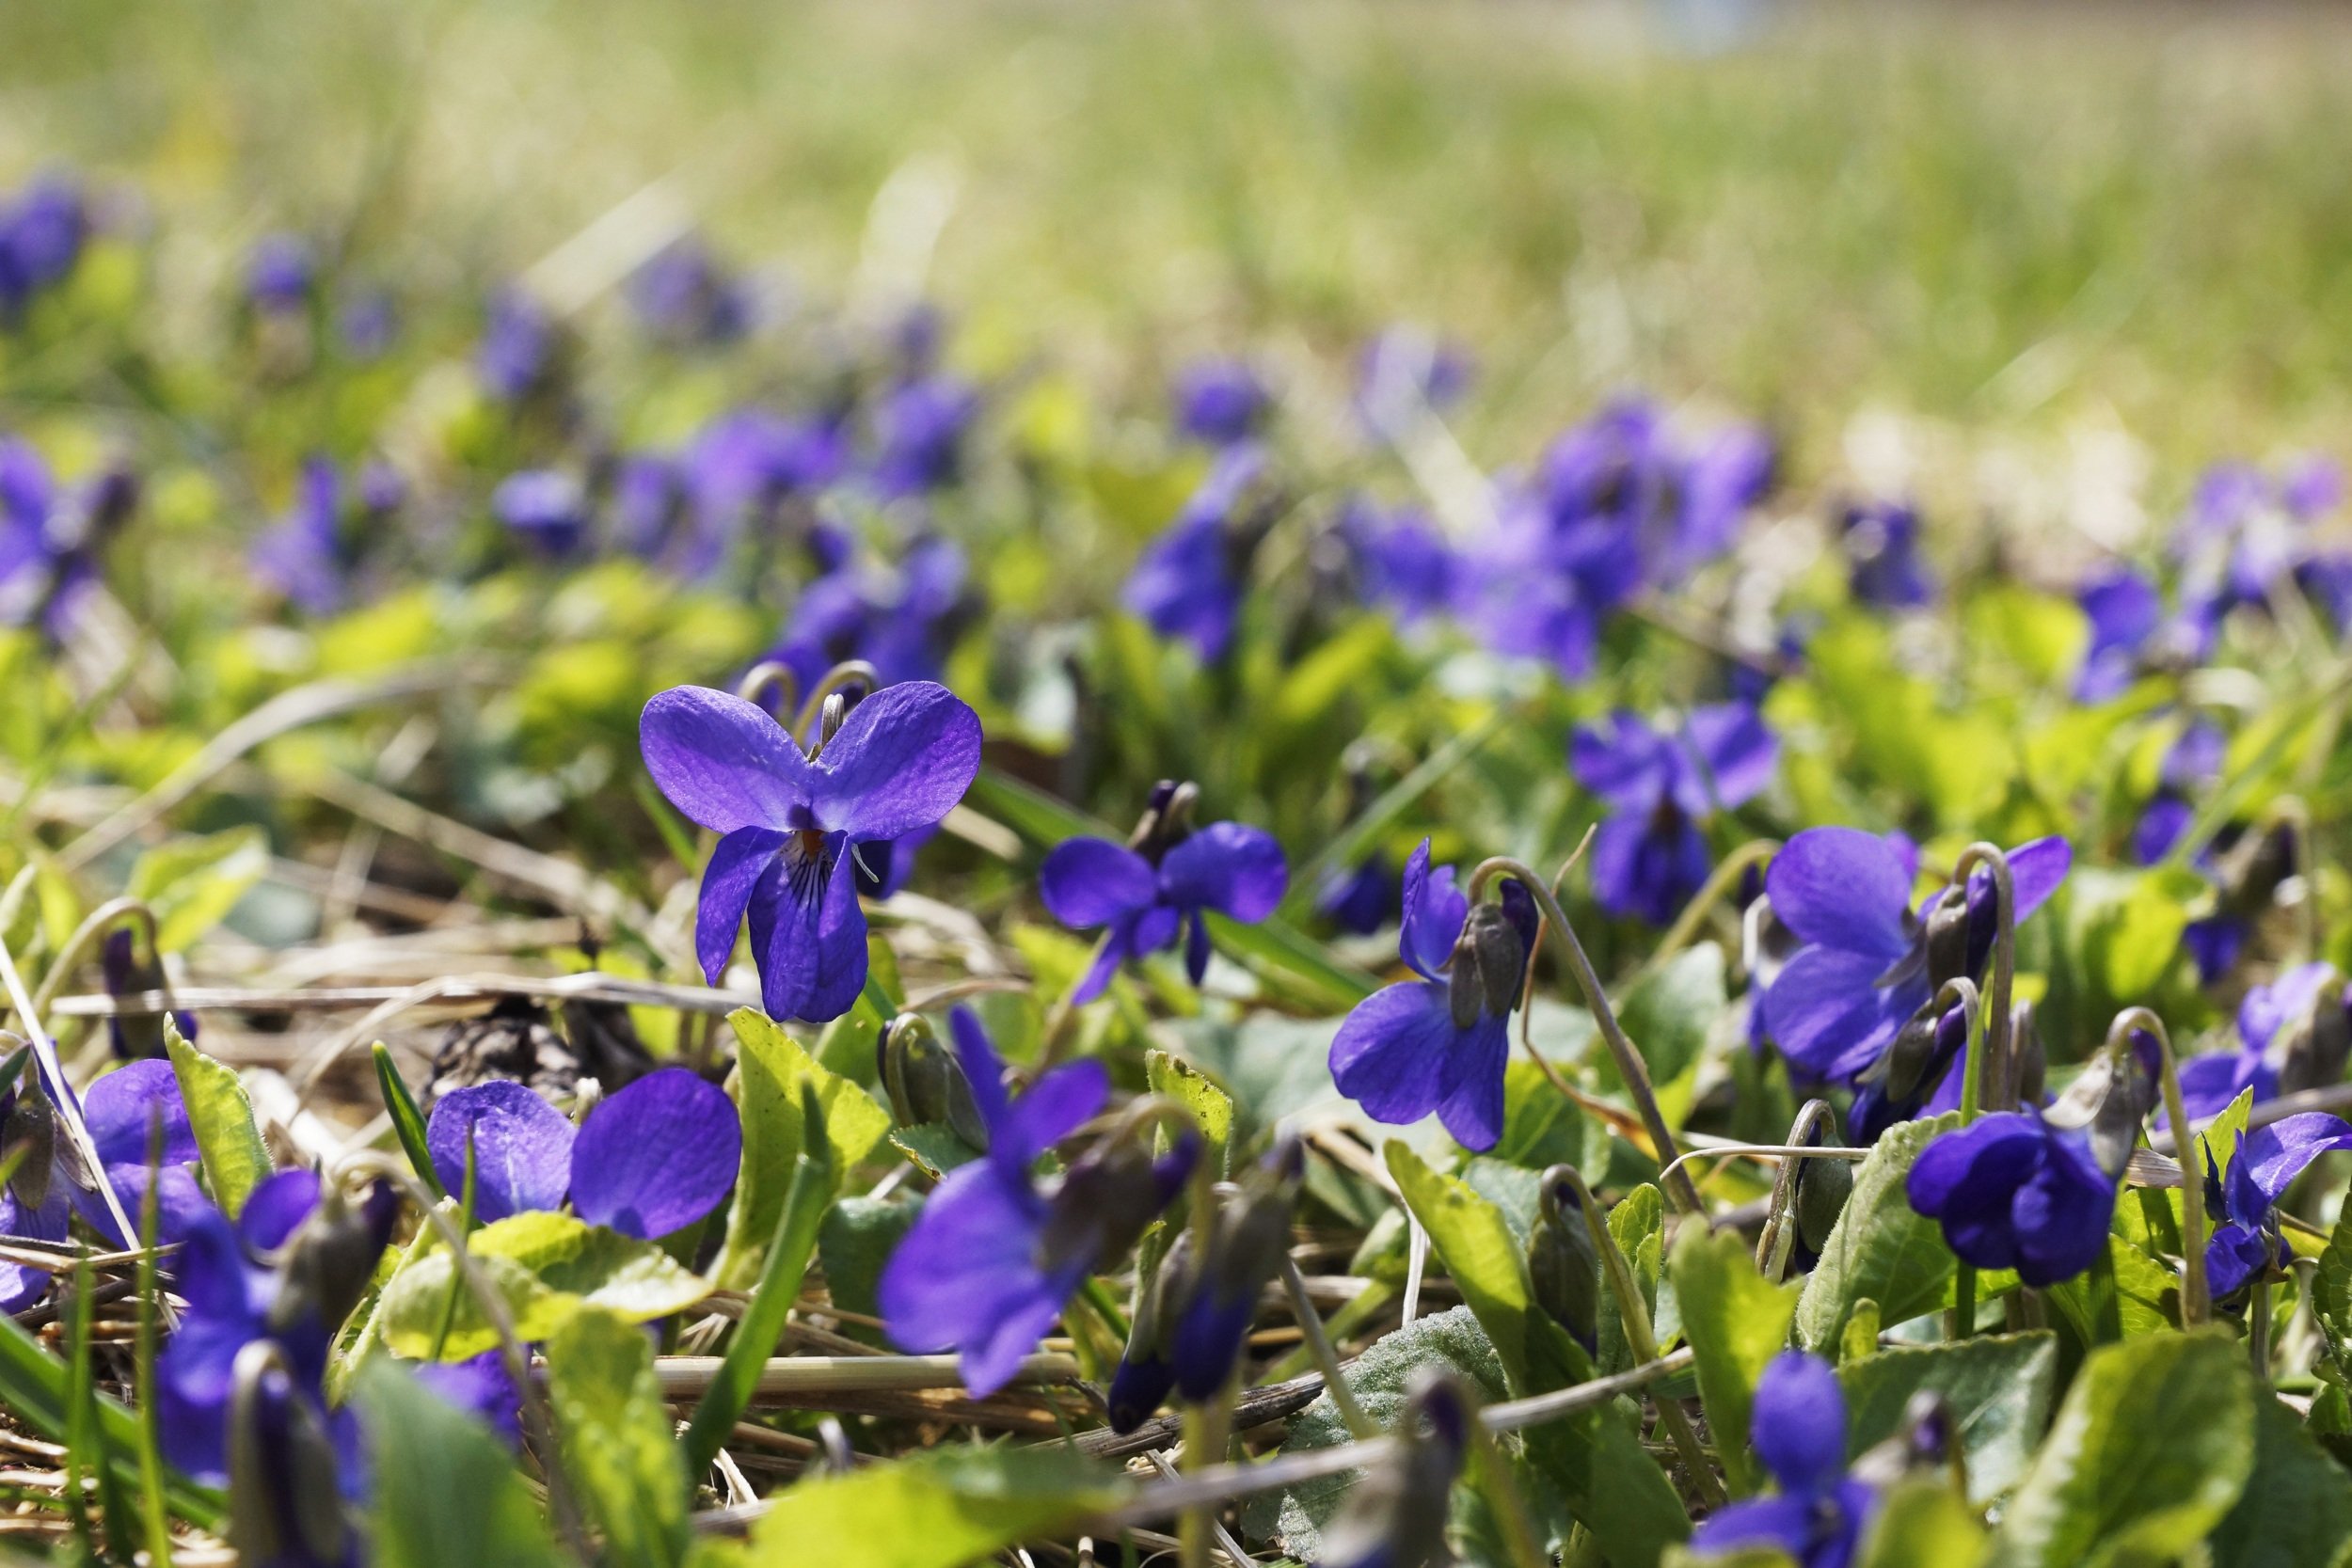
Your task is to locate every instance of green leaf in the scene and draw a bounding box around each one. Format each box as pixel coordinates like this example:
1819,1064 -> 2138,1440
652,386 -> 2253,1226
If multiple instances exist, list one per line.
887,1123 -> 978,1180
2070,866 -> 2200,1002
1147,1048 -> 1233,1175
2044,1236 -> 2180,1342
378,1212 -> 712,1360
2314,1196 -> 2352,1385
1855,1476 -> 1992,1568
1386,1142 -> 1535,1390
0,1307 -> 221,1528
1241,1306 -> 1509,1556
1616,943 -> 1727,1087
1839,1334 -> 2057,1504
1597,1183 -> 1664,1376
714,1006 -> 892,1288
1796,1114 -> 1960,1358
548,1307 -> 690,1568
2212,1389 -> 2352,1568
373,1042 -> 444,1201
739,1446 -> 1123,1568
1989,1331 -> 2253,1568
1168,1012 -> 1350,1138
126,826 -> 269,951
818,1196 -> 919,1328
165,1020 -> 272,1218
356,1360 -> 564,1568
1667,1223 -> 1799,1496
1494,1061 -> 1586,1171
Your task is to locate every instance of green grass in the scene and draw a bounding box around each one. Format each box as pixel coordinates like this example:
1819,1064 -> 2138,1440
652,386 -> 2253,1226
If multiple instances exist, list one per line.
6,1 -> 2352,491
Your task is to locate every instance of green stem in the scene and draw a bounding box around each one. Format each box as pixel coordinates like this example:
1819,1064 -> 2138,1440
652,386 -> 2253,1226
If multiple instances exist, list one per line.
1948,846 -> 2015,1113
135,1120 -> 174,1568
1469,855 -> 1701,1215
1630,837 -> 1782,990
1279,1255 -> 1373,1439
2106,1007 -> 2209,1327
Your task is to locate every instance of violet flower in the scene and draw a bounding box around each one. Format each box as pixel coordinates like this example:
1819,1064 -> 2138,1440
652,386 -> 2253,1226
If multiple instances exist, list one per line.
871,375 -> 978,496
1839,500 -> 1932,610
253,457 -> 399,615
245,233 -> 315,315
491,469 -> 588,559
1690,1353 -> 1875,1568
879,1007 -> 1191,1395
101,927 -> 199,1060
1124,444 -> 1270,662
1316,851 -> 1403,937
0,437 -> 117,640
640,680 -> 982,1022
0,174 -> 87,322
2074,566 -> 2164,702
2203,1112 -> 2352,1300
1037,783 -> 1287,1005
1172,359 -> 1269,448
424,1068 -> 741,1238
1570,702 -> 1778,926
476,288 -> 557,403
1760,827 -> 2071,1086
2174,962 -> 2348,1123
1906,1109 -> 2117,1286
1328,840 -> 1537,1151
628,233 -> 753,347
1335,497 -> 1457,625
0,1059 -> 205,1310
768,534 -> 971,695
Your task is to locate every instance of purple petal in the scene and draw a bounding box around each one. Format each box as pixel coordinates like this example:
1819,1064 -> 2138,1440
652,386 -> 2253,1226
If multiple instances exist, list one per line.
425,1082 -> 576,1222
1039,838 -> 1158,929
569,1069 -> 742,1240
0,1189 -> 69,1311
1570,713 -> 1672,814
1677,702 -> 1778,814
2238,962 -> 2338,1056
696,827 -> 786,984
1066,913 -> 1140,1006
639,685 -> 814,833
806,681 -> 983,841
1989,837 -> 2073,923
85,1164 -> 210,1248
1434,1015 -> 1509,1152
411,1352 -> 522,1448
1330,981 -> 1456,1128
879,1160 -> 1069,1395
2205,1223 -> 2273,1302
1158,823 -> 1287,922
1751,1351 -> 1846,1494
2233,1114 -> 2352,1208
1765,828 -> 1914,959
751,837 -> 870,1023
947,1006 -> 1013,1139
238,1169 -> 323,1252
2010,1132 -> 2118,1287
2174,1050 -> 2272,1125
82,1059 -> 199,1169
1398,839 -> 1466,981
1764,946 -> 1917,1083
1689,1495 -> 1825,1561
995,1062 -> 1109,1172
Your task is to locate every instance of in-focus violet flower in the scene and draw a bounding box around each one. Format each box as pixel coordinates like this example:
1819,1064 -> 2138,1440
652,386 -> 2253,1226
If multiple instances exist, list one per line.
1690,1353 -> 1875,1568
1172,359 -> 1269,447
423,1068 -> 740,1238
1839,500 -> 1932,610
2203,1112 -> 2352,1300
1038,782 -> 1287,1005
1761,827 -> 2071,1086
640,681 -> 982,1022
1328,840 -> 1538,1151
0,1059 -> 205,1309
1570,702 -> 1777,925
879,1007 -> 1193,1395
1124,445 -> 1271,662
1906,1109 -> 2117,1286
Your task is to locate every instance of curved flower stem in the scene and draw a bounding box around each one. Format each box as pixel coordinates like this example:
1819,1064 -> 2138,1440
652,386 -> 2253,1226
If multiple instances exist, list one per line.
2105,1007 -> 2210,1328
732,660 -> 801,717
1552,1165 -> 1723,1508
1948,845 -> 2016,1113
30,897 -> 167,1020
792,659 -> 882,744
1931,977 -> 1987,1339
1630,837 -> 1781,990
1279,1254 -> 1374,1439
1756,1099 -> 1839,1281
334,1151 -> 592,1557
1471,854 -> 1700,1216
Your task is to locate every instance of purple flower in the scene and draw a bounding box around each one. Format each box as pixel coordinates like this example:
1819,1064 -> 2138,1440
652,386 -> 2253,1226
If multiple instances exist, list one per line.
2174,961 -> 2347,1123
0,1059 -> 205,1309
1038,787 -> 1288,1005
1570,703 -> 1778,926
0,174 -> 87,320
1316,851 -> 1402,937
1335,497 -> 1456,625
0,437 -> 113,641
246,233 -> 315,314
1354,325 -> 1471,439
336,288 -> 399,359
1839,500 -> 1932,610
1761,828 -> 2071,1086
872,376 -> 978,496
424,1068 -> 740,1238
1691,1353 -> 1874,1568
1124,445 -> 1268,662
1327,841 -> 1538,1151
476,288 -> 556,403
408,1351 -> 523,1449
253,457 -> 395,615
1172,359 -> 1269,447
491,469 -> 588,559
100,927 -> 199,1061
768,534 -> 971,694
629,234 -> 753,347
880,1008 -> 1189,1395
2074,566 -> 2163,701
2203,1112 -> 2352,1299
675,408 -> 848,575
640,681 -> 982,1022
1906,1109 -> 2116,1286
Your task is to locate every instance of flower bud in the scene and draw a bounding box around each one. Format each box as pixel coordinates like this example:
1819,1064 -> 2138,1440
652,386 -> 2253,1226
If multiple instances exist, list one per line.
267,1179 -> 399,1340
1793,1136 -> 1854,1262
877,1016 -> 988,1148
2,1077 -> 55,1212
1922,888 -> 1973,990
1527,1166 -> 1599,1352
1107,1229 -> 1194,1433
1035,1128 -> 1197,1282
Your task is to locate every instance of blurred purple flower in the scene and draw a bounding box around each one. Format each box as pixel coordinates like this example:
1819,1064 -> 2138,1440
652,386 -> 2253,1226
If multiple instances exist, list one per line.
629,233 -> 753,347
872,376 -> 978,496
1691,1353 -> 1875,1568
1173,359 -> 1269,448
1125,444 -> 1268,661
491,469 -> 588,559
1570,703 -> 1778,926
476,288 -> 557,403
246,233 -> 315,314
1839,500 -> 1932,610
0,174 -> 87,320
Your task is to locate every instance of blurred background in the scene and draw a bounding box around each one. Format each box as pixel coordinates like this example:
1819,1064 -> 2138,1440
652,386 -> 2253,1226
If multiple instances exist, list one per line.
6,0 -> 2351,515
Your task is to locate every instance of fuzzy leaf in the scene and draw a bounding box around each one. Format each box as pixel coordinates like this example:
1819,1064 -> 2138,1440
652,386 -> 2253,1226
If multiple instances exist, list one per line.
1839,1333 -> 2057,1504
378,1211 -> 711,1360
739,1446 -> 1122,1568
548,1307 -> 690,1568
358,1360 -> 564,1568
1796,1114 -> 1959,1358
